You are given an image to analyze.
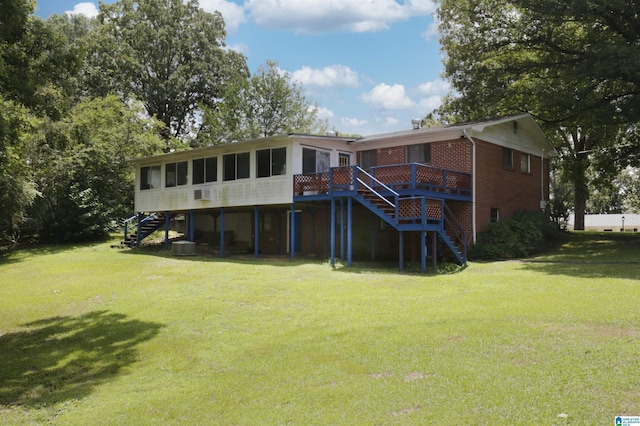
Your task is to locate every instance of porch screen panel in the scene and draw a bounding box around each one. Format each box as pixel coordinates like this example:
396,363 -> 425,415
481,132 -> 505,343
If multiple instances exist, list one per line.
257,149 -> 271,178
223,154 -> 236,181
407,143 -> 431,164
193,158 -> 205,184
140,165 -> 161,190
237,152 -> 250,179
316,150 -> 330,172
272,147 -> 286,175
360,149 -> 376,170
177,161 -> 188,185
302,148 -> 316,174
205,157 -> 217,182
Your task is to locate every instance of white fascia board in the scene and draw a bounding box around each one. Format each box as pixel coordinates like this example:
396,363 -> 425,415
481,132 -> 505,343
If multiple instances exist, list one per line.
351,126 -> 468,151
130,134 -> 293,166
468,114 -> 557,157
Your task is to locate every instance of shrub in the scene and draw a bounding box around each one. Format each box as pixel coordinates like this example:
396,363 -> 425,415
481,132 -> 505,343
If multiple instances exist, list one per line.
469,210 -> 562,260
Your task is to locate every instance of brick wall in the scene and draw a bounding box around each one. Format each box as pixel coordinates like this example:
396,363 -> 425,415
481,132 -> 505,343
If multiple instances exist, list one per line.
431,139 -> 472,173
474,139 -> 549,232
363,139 -> 473,173
372,146 -> 405,166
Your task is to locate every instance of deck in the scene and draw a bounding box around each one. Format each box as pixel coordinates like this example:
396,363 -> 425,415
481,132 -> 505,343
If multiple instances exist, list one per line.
293,163 -> 472,202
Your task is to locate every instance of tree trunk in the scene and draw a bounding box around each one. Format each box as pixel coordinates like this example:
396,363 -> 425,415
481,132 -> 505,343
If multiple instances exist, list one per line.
573,154 -> 589,231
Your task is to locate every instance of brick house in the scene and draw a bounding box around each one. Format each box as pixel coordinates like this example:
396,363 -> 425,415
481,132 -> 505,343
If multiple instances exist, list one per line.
127,113 -> 555,271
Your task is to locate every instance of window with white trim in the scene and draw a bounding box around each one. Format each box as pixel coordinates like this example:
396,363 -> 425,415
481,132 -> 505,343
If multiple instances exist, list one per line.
223,152 -> 250,181
257,147 -> 286,178
165,161 -> 188,187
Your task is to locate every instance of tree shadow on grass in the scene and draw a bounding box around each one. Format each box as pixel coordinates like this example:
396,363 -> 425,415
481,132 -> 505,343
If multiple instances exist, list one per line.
0,235 -> 116,265
519,232 -> 640,280
0,310 -> 164,407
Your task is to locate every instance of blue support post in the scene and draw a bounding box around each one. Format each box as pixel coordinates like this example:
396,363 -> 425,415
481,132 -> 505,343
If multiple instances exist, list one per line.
324,205 -> 329,257
421,230 -> 426,272
278,210 -> 283,254
399,231 -> 404,271
254,206 -> 259,259
330,198 -> 336,266
165,212 -> 170,250
432,231 -> 438,271
136,212 -> 143,247
340,198 -> 345,261
290,203 -> 295,260
347,196 -> 353,267
370,213 -> 376,261
219,208 -> 225,258
411,163 -> 417,190
188,210 -> 195,242
309,208 -> 318,255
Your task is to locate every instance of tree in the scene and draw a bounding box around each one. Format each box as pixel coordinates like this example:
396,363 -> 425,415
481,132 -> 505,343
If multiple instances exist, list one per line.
197,60 -> 327,145
0,97 -> 38,243
1,11 -> 84,120
87,0 -> 249,142
27,96 -> 165,242
437,0 -> 640,230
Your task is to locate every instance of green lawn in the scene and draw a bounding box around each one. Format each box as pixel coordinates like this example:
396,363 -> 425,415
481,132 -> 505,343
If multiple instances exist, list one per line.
1,232 -> 639,425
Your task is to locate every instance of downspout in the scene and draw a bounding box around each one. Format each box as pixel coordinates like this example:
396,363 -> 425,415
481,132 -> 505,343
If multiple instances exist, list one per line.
463,129 -> 477,243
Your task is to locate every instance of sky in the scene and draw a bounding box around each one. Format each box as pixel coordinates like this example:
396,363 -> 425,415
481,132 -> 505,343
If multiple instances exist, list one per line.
34,0 -> 448,137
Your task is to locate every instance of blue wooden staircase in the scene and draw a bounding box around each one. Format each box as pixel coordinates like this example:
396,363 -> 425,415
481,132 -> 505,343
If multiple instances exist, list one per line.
121,213 -> 167,247
350,169 -> 467,265
294,165 -> 469,265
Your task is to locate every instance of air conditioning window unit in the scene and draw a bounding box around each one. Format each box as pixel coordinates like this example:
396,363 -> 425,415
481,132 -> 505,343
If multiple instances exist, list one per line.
194,188 -> 210,200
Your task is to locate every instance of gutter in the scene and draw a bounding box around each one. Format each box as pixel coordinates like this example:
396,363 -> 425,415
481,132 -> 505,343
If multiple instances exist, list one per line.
462,129 -> 477,244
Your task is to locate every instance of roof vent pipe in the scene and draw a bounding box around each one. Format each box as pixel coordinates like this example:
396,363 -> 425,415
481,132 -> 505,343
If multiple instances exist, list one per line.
411,118 -> 422,130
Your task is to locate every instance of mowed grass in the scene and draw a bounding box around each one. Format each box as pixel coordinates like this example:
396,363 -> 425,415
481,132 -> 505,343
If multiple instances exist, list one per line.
1,233 -> 639,425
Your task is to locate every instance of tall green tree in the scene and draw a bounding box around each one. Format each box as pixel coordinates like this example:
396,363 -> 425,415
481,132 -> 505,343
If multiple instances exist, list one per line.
198,60 -> 326,145
87,0 -> 249,142
437,0 -> 640,230
0,97 -> 39,243
27,96 -> 165,242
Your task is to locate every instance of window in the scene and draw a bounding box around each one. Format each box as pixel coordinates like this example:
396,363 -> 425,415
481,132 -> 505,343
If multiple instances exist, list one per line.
193,157 -> 217,184
256,147 -> 286,178
165,161 -> 188,187
520,153 -> 530,173
223,152 -> 250,181
407,143 -> 431,164
140,165 -> 161,190
502,147 -> 513,169
339,153 -> 350,167
360,149 -> 377,170
490,207 -> 500,223
302,147 -> 330,174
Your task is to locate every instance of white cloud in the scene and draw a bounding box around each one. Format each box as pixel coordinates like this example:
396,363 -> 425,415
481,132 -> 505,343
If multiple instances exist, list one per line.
200,0 -> 247,32
416,95 -> 443,114
65,2 -> 99,18
314,107 -> 335,120
361,83 -> 415,110
342,117 -> 368,127
292,65 -> 360,88
381,116 -> 400,126
245,0 -> 436,34
228,43 -> 250,55
421,21 -> 439,41
417,79 -> 450,96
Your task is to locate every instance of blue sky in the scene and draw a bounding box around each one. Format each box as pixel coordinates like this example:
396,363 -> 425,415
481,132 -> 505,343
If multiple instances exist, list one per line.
35,0 -> 448,136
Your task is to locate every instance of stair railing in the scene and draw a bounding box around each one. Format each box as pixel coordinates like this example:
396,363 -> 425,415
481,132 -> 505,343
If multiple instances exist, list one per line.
123,212 -> 161,246
354,166 -> 399,219
443,203 -> 467,261
123,214 -> 138,244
